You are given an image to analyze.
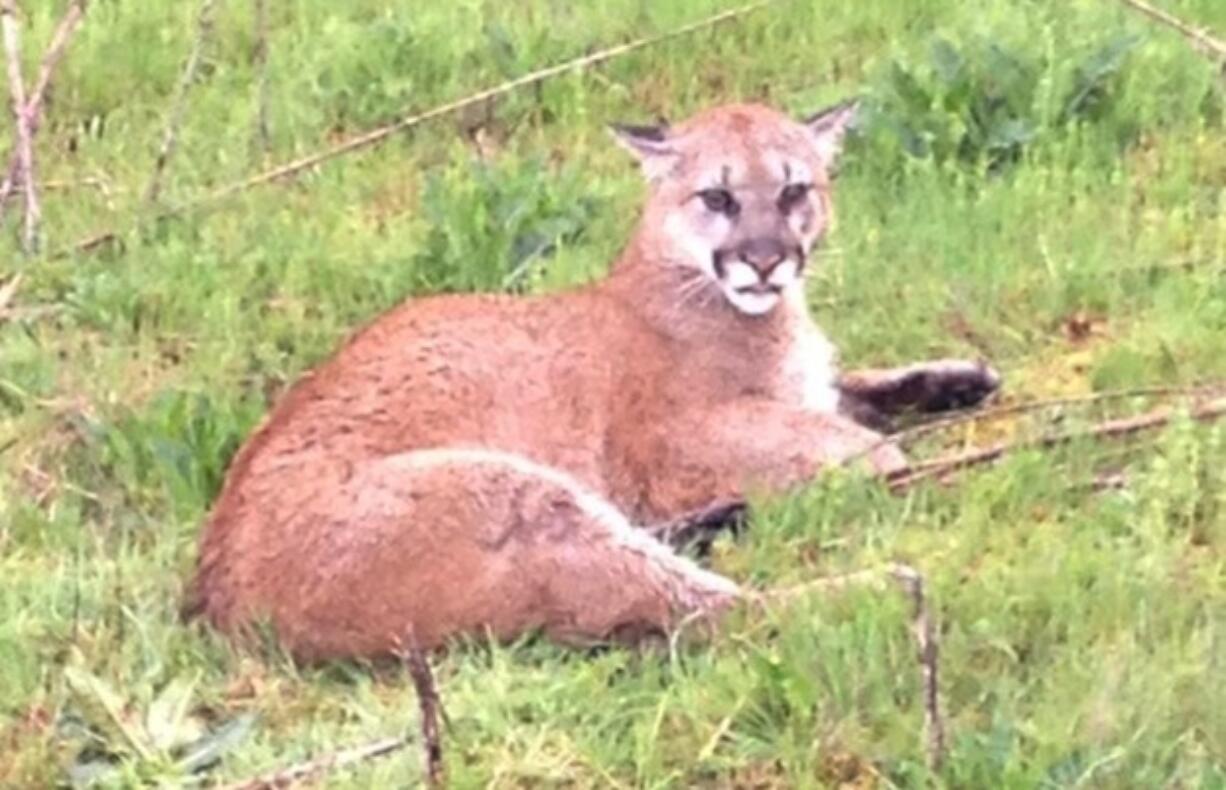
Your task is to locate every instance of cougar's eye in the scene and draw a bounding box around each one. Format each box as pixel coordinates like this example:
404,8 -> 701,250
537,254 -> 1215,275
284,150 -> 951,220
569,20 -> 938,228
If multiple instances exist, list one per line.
697,188 -> 738,216
778,182 -> 811,211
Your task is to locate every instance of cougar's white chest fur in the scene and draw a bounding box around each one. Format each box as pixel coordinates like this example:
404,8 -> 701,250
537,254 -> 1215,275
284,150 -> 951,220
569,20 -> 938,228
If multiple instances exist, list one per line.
779,289 -> 841,413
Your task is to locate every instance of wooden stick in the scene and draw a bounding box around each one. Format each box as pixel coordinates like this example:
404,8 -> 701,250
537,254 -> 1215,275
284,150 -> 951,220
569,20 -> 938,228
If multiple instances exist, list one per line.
752,563 -> 946,772
200,0 -> 770,206
251,0 -> 270,156
0,302 -> 59,322
23,0 -> 85,128
55,0 -> 772,258
647,391 -> 1226,549
218,736 -> 407,790
1,175 -> 116,207
758,567 -> 887,603
222,642 -> 447,788
894,381 -> 1226,448
143,0 -> 220,208
0,0 -> 25,213
0,270 -> 20,311
47,174 -> 112,195
887,396 -> 1226,490
0,0 -> 87,212
64,228 -> 117,256
888,564 -> 945,773
837,381 -> 1225,470
1,0 -> 39,253
1114,0 -> 1226,68
404,643 -> 445,787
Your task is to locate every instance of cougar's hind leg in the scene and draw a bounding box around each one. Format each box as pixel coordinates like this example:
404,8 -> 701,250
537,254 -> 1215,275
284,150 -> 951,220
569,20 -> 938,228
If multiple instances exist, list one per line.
269,448 -> 741,660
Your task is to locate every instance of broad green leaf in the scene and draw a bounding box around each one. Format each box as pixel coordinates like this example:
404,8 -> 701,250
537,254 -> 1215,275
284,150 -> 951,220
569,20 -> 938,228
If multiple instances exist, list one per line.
177,712 -> 258,774
67,758 -> 119,789
145,672 -> 204,753
63,666 -> 155,762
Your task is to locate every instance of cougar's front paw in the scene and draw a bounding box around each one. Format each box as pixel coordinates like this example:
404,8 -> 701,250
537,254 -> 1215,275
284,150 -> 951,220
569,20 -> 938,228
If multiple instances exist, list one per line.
912,359 -> 1002,412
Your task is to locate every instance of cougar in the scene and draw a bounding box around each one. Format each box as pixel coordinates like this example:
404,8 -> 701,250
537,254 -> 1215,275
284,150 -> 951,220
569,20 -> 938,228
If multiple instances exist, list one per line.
184,100 -> 999,661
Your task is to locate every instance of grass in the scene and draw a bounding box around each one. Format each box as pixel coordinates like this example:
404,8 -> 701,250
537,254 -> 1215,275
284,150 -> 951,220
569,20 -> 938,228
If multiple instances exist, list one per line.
1,0 -> 1224,786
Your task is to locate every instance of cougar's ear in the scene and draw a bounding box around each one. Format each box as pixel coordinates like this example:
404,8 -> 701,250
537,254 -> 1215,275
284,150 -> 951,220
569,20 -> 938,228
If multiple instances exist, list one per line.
609,121 -> 680,183
801,97 -> 861,169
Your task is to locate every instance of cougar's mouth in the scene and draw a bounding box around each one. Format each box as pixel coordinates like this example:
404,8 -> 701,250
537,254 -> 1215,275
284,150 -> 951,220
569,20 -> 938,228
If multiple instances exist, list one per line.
723,280 -> 785,317
734,282 -> 783,296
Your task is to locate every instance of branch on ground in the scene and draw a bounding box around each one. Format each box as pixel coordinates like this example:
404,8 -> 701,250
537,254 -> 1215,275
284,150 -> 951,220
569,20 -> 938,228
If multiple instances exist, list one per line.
649,389 -> 1226,554
251,0 -> 270,156
1,0 -> 40,253
752,563 -> 947,772
1114,0 -> 1226,73
61,0 -> 775,257
219,639 -> 447,788
889,564 -> 945,773
887,395 -> 1226,490
403,642 -> 445,788
196,0 -> 770,206
0,0 -> 88,218
893,381 -> 1226,449
0,270 -> 21,311
217,736 -> 407,790
143,0 -> 220,208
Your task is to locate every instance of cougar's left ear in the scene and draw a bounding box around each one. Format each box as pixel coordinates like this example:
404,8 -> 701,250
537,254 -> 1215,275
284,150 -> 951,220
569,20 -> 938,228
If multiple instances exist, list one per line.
801,98 -> 860,169
609,121 -> 680,183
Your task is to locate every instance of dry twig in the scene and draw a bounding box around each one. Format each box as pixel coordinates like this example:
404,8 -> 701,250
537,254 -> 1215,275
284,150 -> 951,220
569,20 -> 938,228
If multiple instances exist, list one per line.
218,736 -> 407,790
1114,0 -> 1226,71
198,0 -> 769,205
2,175 -> 115,208
0,0 -> 87,214
649,389 -> 1226,554
0,270 -> 20,311
1,0 -> 39,253
21,0 -> 84,129
62,0 -> 773,257
251,0 -> 270,156
893,382 -> 1226,449
144,0 -> 220,207
42,175 -> 109,192
403,642 -> 445,787
753,563 -> 946,771
221,641 -> 446,789
760,567 -> 887,603
62,228 -> 117,256
889,564 -> 945,772
887,396 -> 1226,490
835,381 -> 1226,472
0,302 -> 59,323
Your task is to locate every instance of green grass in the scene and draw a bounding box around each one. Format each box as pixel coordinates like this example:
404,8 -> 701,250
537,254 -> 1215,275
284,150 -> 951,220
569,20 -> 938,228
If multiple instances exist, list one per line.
1,0 -> 1225,786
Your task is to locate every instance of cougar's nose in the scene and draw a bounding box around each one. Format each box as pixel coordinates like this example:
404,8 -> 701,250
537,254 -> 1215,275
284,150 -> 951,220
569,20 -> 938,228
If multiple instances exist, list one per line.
737,237 -> 788,278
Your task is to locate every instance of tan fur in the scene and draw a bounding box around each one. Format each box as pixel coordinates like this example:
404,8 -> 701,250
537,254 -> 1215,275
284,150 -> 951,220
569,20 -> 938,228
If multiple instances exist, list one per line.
185,103 -> 926,661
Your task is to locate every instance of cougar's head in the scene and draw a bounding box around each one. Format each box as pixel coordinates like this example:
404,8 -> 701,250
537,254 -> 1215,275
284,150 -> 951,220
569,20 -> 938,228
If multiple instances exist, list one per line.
613,100 -> 857,317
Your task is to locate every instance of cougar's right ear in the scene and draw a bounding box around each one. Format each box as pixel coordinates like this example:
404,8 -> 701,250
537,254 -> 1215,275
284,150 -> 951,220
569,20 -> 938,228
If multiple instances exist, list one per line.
609,122 -> 680,183
801,98 -> 860,170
